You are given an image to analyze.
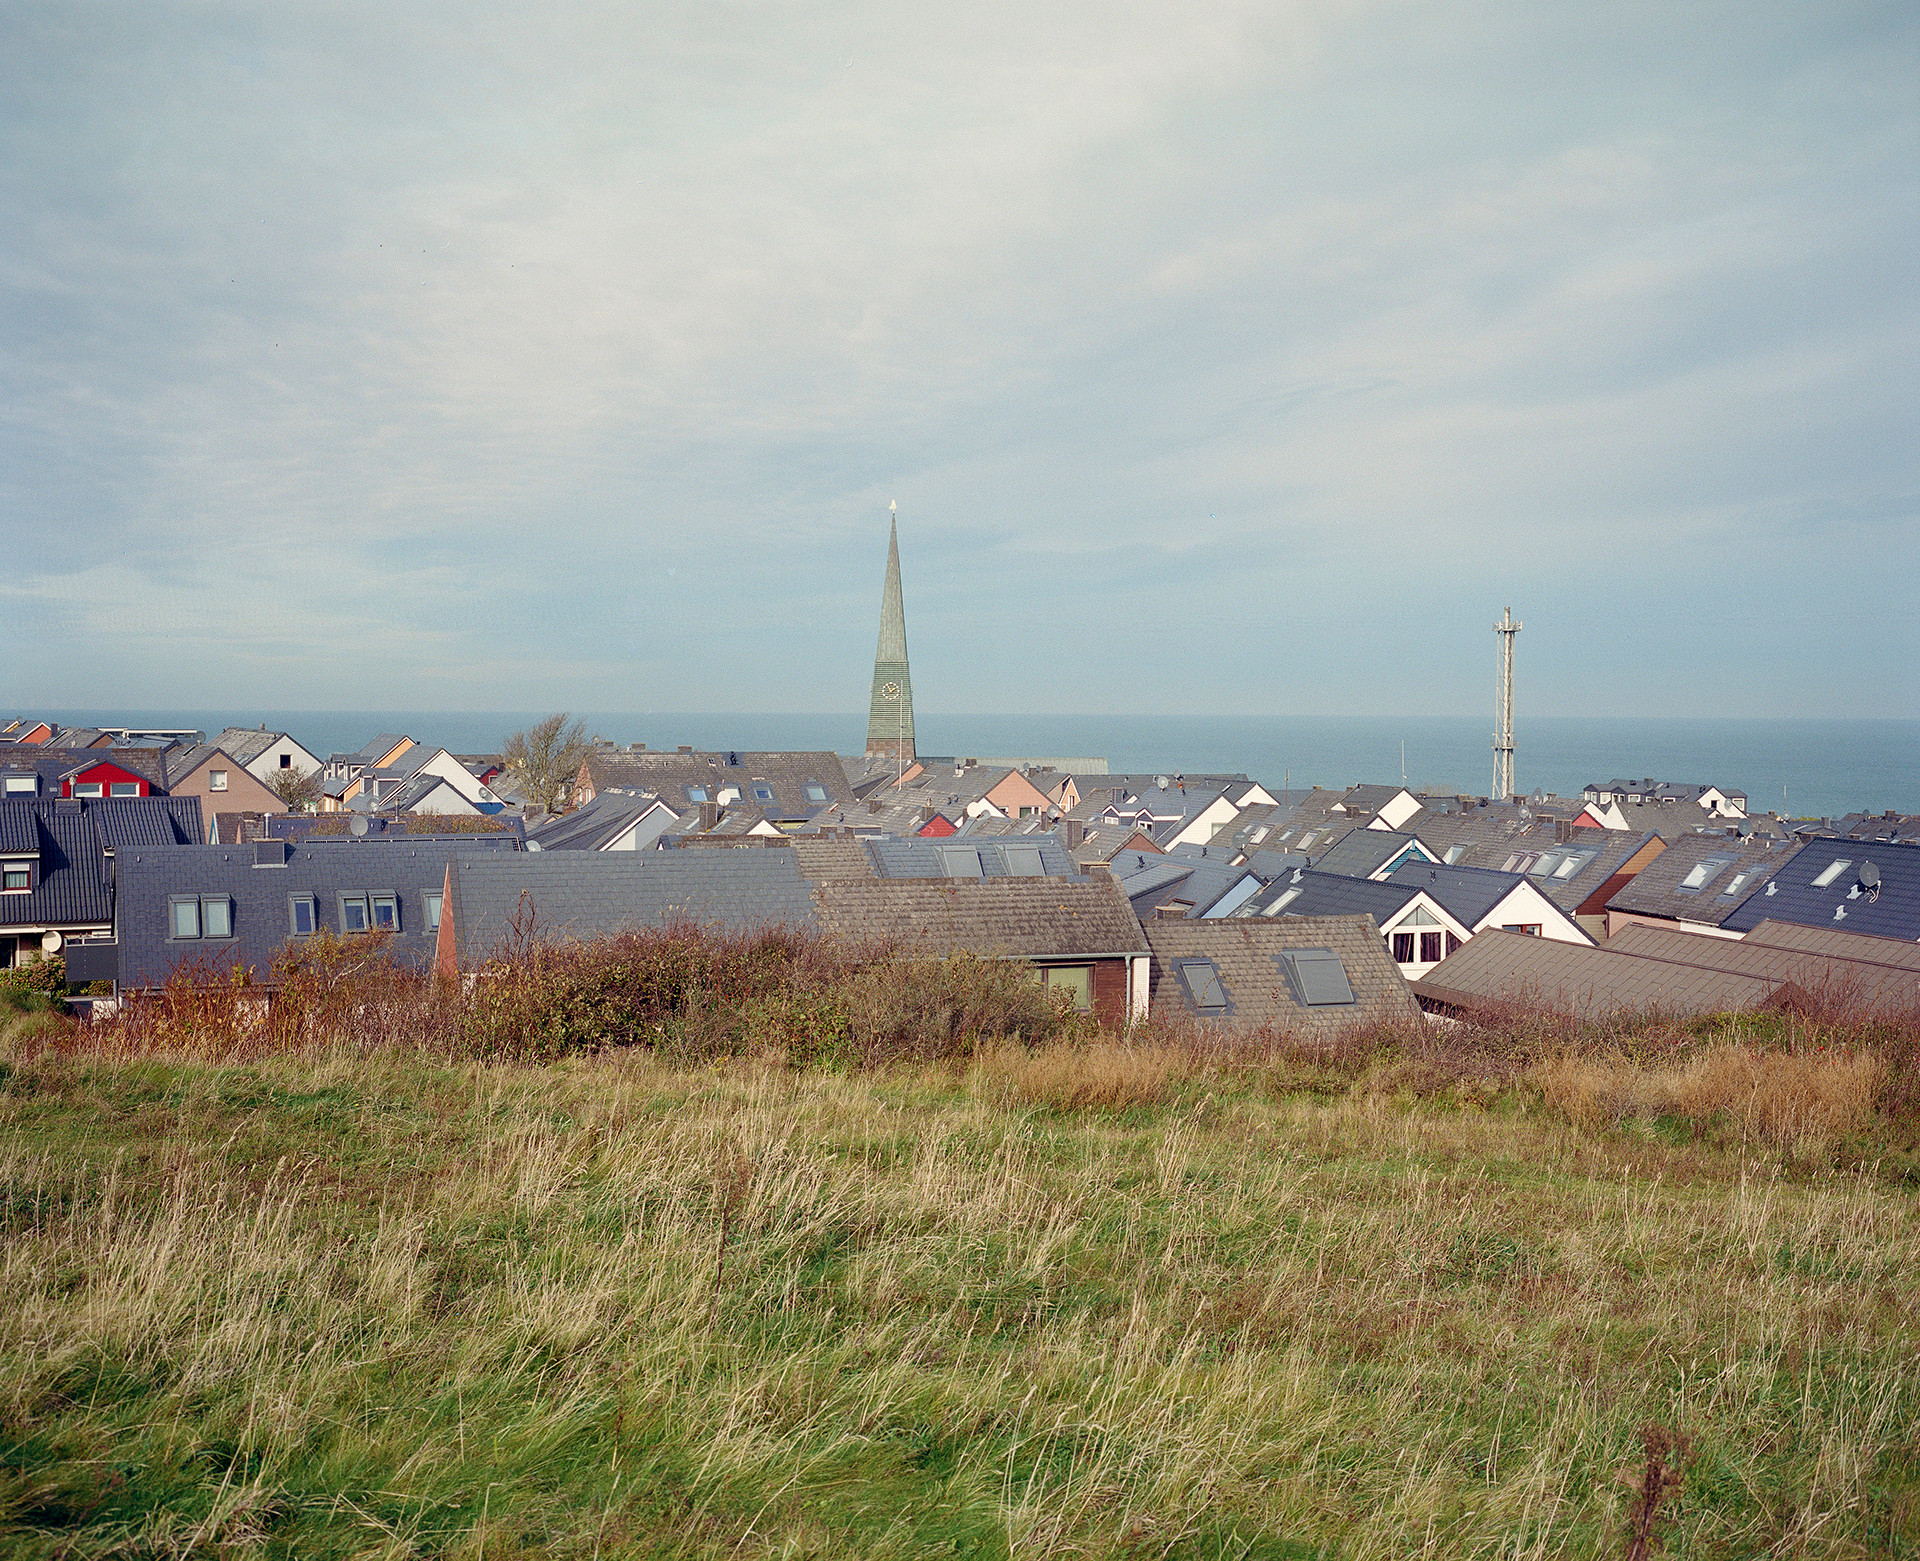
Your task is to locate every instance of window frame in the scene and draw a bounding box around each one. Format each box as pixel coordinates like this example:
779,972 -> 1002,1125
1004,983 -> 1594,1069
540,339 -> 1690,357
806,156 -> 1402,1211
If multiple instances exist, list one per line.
1391,931 -> 1416,964
339,893 -> 371,934
1172,958 -> 1228,1013
200,896 -> 234,939
370,892 -> 400,932
1277,948 -> 1357,1007
1039,964 -> 1094,1012
208,770 -> 228,792
73,782 -> 104,798
109,781 -> 140,798
289,896 -> 317,937
169,896 -> 203,940
424,891 -> 443,932
1,860 -> 30,893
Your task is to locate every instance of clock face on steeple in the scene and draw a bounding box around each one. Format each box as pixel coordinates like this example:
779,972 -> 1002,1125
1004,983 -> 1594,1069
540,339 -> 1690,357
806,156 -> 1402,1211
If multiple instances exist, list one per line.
880,682 -> 901,700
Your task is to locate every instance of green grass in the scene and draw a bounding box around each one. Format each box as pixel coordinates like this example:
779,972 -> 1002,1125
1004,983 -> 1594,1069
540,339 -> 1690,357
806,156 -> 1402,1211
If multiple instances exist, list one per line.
0,1043 -> 1916,1558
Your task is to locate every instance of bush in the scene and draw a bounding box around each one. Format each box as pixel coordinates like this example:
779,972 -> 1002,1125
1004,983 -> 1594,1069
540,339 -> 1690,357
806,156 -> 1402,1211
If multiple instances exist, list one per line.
0,956 -> 67,1002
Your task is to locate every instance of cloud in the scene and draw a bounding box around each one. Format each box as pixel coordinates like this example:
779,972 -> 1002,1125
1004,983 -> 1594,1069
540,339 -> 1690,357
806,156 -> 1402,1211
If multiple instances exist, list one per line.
0,0 -> 1914,715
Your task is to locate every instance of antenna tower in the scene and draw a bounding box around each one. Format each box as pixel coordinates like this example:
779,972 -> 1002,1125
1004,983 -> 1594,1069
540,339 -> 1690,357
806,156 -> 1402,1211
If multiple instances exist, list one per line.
1492,607 -> 1521,801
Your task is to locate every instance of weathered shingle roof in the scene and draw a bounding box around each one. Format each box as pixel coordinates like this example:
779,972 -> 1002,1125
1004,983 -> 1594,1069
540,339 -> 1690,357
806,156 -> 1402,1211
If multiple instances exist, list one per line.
1605,835 -> 1797,926
788,836 -> 875,881
1310,829 -> 1430,880
812,877 -> 1147,958
1142,915 -> 1418,1033
1411,931 -> 1784,1021
1606,922 -> 1920,1017
1743,918 -> 1920,972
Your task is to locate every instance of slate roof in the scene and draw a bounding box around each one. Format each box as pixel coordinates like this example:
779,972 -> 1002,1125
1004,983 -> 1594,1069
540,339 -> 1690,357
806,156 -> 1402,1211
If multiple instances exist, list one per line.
1142,915 -> 1418,1034
1411,931 -> 1785,1022
1605,834 -> 1797,926
1383,861 -> 1535,930
865,833 -> 1079,880
576,750 -> 852,818
1237,869 -> 1421,925
449,850 -> 821,955
1719,839 -> 1920,942
528,792 -> 679,852
1310,828 -> 1431,880
1606,923 -> 1920,1018
0,797 -> 200,930
812,877 -> 1148,958
210,728 -> 284,766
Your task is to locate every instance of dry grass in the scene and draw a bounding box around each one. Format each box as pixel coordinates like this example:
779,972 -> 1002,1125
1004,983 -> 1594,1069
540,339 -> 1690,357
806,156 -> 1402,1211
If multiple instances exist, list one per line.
1,1024 -> 1917,1559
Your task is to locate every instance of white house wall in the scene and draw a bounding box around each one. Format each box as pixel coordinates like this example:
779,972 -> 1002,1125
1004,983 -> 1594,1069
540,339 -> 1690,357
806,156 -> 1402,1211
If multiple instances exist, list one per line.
1378,894 -> 1474,980
1166,796 -> 1242,848
1474,881 -> 1592,944
240,737 -> 323,784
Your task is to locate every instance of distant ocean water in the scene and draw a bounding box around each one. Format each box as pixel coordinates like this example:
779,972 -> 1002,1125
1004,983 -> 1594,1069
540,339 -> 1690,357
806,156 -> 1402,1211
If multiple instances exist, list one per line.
39,710 -> 1919,818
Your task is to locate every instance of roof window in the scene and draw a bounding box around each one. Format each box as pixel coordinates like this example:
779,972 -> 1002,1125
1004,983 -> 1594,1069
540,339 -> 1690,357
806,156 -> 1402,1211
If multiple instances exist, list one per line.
1811,859 -> 1851,888
1444,844 -> 1467,864
1001,844 -> 1044,877
1277,949 -> 1356,1007
686,787 -> 708,803
938,846 -> 983,878
1262,886 -> 1303,915
1718,870 -> 1752,899
1679,856 -> 1735,891
804,783 -> 829,803
752,784 -> 776,803
1174,959 -> 1228,1012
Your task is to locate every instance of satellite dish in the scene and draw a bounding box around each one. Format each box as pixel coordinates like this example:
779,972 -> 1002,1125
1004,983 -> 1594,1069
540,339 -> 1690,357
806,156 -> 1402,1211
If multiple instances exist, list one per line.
1154,775 -> 1170,790
41,931 -> 63,954
1860,861 -> 1880,889
350,814 -> 369,837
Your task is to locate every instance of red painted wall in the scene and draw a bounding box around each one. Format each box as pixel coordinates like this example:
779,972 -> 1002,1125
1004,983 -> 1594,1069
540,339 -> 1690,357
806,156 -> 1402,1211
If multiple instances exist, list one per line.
63,760 -> 149,798
917,814 -> 959,837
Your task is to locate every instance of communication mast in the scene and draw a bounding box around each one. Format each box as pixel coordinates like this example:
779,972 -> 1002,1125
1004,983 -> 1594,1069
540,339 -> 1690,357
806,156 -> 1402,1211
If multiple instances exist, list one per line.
1492,607 -> 1521,801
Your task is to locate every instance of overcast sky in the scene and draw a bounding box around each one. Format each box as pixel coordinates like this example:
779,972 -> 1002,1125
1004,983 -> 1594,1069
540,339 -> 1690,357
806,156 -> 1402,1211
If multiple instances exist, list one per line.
2,1 -> 1914,718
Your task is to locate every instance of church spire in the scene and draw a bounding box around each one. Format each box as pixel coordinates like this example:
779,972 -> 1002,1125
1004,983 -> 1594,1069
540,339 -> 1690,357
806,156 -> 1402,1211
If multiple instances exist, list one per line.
865,501 -> 916,769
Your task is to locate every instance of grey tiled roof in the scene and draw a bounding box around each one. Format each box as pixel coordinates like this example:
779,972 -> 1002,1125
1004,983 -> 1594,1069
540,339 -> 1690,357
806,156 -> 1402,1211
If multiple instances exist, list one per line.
528,793 -> 678,852
1605,834 -> 1797,926
1745,918 -> 1920,971
866,833 -> 1079,880
1606,923 -> 1920,1016
576,750 -> 852,818
1143,915 -> 1418,1033
210,727 -> 284,766
812,877 -> 1147,958
449,850 -> 821,956
789,836 -> 875,881
1384,861 -> 1536,929
1310,829 -> 1431,880
1238,869 -> 1420,924
1720,839 -> 1920,942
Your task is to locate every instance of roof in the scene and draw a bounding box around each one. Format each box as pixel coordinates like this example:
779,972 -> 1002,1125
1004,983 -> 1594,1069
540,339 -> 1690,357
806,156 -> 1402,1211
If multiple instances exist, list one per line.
0,796 -> 200,930
1606,923 -> 1920,1017
210,727 -> 286,766
1720,839 -> 1920,942
1142,915 -> 1419,1033
866,833 -> 1080,881
1411,931 -> 1786,1022
1744,918 -> 1920,972
789,835 -> 875,881
1237,869 -> 1421,924
1383,861 -> 1534,929
575,749 -> 853,818
812,877 -> 1148,959
1605,834 -> 1797,926
527,792 -> 678,852
1310,828 -> 1430,880
449,850 -> 820,955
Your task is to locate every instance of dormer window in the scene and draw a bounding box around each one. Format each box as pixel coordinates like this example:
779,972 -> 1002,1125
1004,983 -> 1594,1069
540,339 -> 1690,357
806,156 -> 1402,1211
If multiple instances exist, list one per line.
2,861 -> 29,893
2,776 -> 34,796
110,782 -> 139,797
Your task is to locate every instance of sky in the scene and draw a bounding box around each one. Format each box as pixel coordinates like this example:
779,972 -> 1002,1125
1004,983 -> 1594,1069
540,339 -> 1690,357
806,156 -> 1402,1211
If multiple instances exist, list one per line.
2,1 -> 1915,720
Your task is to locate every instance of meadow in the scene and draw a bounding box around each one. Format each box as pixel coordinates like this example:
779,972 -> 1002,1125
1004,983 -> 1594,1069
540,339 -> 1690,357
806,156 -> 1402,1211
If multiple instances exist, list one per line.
0,937 -> 1916,1558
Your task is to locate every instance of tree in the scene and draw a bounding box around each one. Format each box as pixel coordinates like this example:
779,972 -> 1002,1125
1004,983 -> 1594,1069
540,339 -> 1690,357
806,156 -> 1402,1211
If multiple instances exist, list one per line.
269,767 -> 320,813
502,713 -> 589,814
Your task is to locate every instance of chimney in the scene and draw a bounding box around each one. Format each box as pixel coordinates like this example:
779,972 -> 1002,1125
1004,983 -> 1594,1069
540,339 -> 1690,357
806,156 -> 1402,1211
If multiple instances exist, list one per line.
868,799 -> 885,815
1555,819 -> 1574,843
1063,818 -> 1085,849
699,802 -> 720,831
678,745 -> 693,754
1085,861 -> 1112,882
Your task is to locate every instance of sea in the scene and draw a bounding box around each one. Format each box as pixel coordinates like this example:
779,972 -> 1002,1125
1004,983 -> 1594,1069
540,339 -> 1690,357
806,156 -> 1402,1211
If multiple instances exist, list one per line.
37,710 -> 1920,819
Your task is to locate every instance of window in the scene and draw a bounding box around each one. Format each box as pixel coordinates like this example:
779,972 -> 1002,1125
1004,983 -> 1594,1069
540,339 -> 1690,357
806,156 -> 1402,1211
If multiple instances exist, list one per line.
1446,932 -> 1462,956
2,863 -> 28,892
109,781 -> 139,797
424,892 -> 442,931
209,770 -> 228,792
371,894 -> 399,931
938,847 -> 983,878
1277,949 -> 1356,1007
289,897 -> 316,936
170,898 -> 201,939
686,787 -> 708,803
340,894 -> 370,933
1679,856 -> 1734,892
1261,886 -> 1303,915
1553,853 -> 1589,879
752,785 -> 776,803
1444,844 -> 1467,864
1420,931 -> 1444,964
1392,932 -> 1416,963
279,754 -> 292,769
1501,923 -> 1543,937
74,782 -> 103,797
1719,871 -> 1752,899
1174,959 -> 1228,1012
2,777 -> 33,795
202,898 -> 233,938
1811,859 -> 1851,888
1002,845 -> 1045,877
804,783 -> 828,803
1041,965 -> 1093,1011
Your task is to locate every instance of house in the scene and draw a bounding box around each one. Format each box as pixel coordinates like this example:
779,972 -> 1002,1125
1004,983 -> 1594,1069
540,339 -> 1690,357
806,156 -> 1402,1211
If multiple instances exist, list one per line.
1580,778 -> 1747,820
1309,829 -> 1438,881
0,720 -> 58,747
810,874 -> 1151,1026
1604,922 -> 1920,1018
56,755 -> 161,800
1384,860 -> 1593,947
1719,839 -> 1920,943
1142,915 -> 1420,1034
864,833 -> 1081,880
1331,785 -> 1425,833
160,746 -> 287,828
0,796 -> 203,977
1410,931 -> 1799,1023
1234,869 -> 1474,981
1604,835 -> 1798,940
209,727 -> 324,784
573,748 -> 852,822
373,773 -> 495,817
1114,850 -> 1268,923
528,792 -> 683,852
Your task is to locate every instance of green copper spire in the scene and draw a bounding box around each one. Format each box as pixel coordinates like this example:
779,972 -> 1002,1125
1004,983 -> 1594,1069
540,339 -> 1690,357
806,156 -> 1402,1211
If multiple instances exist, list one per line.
865,505 -> 916,767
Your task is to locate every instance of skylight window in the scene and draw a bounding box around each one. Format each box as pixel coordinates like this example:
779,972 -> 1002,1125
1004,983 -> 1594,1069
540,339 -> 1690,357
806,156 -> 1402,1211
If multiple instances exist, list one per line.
1262,886 -> 1303,915
804,783 -> 828,803
1001,845 -> 1044,877
1679,856 -> 1734,891
1444,845 -> 1467,864
1718,871 -> 1752,899
1811,859 -> 1851,888
939,847 -> 983,878
686,787 -> 708,803
1174,959 -> 1228,1011
1553,853 -> 1589,879
752,785 -> 776,803
1278,949 -> 1356,1007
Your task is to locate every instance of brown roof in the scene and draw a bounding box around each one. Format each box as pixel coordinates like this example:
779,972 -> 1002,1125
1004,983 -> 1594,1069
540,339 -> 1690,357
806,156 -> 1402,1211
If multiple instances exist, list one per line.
1412,930 -> 1787,1021
811,877 -> 1147,958
1607,923 -> 1920,1017
1604,835 -> 1797,926
1742,919 -> 1920,973
790,836 -> 875,881
1142,915 -> 1418,1034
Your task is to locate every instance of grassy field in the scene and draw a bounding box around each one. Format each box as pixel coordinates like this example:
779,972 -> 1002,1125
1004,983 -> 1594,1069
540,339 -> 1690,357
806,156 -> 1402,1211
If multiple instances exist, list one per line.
1,1024 -> 1916,1558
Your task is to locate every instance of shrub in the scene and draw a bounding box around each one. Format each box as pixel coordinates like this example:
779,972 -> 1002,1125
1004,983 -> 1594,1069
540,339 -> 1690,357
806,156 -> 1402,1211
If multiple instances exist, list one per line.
0,955 -> 67,1001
